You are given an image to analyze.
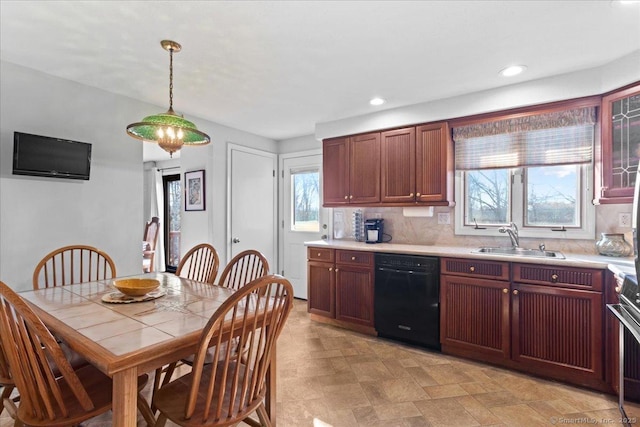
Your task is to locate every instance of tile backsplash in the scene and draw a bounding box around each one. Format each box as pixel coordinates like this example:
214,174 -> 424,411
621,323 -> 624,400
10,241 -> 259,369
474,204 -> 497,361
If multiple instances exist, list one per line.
332,204 -> 634,255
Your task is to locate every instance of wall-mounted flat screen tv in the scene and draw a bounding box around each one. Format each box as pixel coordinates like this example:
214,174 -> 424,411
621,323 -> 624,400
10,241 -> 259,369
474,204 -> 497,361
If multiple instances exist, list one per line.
13,132 -> 92,180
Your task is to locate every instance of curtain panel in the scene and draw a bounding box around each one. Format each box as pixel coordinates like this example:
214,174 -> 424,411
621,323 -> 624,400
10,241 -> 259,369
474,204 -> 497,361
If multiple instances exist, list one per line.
453,107 -> 596,170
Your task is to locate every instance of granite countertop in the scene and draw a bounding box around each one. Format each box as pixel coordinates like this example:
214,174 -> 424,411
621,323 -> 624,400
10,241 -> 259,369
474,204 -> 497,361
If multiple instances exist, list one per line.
305,239 -> 636,277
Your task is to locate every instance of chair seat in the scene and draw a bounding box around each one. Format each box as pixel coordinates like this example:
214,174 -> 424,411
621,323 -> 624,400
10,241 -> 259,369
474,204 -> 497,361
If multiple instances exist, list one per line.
17,364 -> 149,427
154,361 -> 262,427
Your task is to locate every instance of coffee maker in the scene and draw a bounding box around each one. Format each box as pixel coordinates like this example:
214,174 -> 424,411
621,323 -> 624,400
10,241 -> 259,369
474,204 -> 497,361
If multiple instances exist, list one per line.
365,219 -> 384,244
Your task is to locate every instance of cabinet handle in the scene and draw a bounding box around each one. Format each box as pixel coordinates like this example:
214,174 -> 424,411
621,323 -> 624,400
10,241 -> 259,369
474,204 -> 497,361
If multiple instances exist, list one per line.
503,288 -> 508,294
551,274 -> 559,283
513,289 -> 519,295
351,256 -> 356,261
469,266 -> 475,272
409,193 -> 414,197
416,192 -> 421,197
328,267 -> 333,272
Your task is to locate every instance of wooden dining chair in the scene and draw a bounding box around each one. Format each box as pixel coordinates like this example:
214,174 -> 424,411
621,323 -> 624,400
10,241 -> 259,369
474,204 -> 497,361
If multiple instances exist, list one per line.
32,245 -> 116,289
0,281 -> 155,427
154,248 -> 270,394
175,243 -> 220,285
143,216 -> 160,273
218,249 -> 270,291
0,340 -> 16,418
153,274 -> 294,427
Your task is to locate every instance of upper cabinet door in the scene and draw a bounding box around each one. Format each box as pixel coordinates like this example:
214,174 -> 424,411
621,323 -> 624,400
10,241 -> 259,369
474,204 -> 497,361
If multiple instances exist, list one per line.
381,127 -> 416,203
349,132 -> 381,204
416,122 -> 453,203
323,137 -> 350,205
600,83 -> 640,204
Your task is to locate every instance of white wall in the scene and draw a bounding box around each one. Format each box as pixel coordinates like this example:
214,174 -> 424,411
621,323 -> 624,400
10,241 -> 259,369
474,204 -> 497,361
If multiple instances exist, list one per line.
315,50 -> 640,140
0,61 -> 144,291
0,60 -> 278,290
277,134 -> 320,154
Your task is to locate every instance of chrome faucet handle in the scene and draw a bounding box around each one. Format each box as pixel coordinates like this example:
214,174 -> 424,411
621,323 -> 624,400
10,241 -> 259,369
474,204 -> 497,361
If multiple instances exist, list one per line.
539,243 -> 545,252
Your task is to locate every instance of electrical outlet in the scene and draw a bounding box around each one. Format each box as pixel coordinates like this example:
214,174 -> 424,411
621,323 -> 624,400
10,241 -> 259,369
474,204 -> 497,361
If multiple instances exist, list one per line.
437,212 -> 451,225
619,212 -> 632,227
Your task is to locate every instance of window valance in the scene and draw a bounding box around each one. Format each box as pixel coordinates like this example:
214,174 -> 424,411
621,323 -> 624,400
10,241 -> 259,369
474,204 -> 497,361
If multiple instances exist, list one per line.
453,107 -> 596,170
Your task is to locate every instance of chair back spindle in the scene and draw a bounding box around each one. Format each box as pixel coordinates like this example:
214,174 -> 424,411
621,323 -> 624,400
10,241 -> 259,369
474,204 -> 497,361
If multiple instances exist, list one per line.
218,250 -> 269,291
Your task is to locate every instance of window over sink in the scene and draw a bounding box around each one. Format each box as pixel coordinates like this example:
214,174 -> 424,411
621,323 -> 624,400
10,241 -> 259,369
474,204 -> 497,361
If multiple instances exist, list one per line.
453,102 -> 596,240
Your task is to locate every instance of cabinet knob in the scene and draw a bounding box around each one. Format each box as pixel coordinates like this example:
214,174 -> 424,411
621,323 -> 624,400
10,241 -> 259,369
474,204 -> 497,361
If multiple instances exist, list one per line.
328,267 -> 333,272
349,195 -> 353,199
335,268 -> 339,272
344,195 -> 348,200
416,192 -> 421,197
317,252 -> 321,257
469,266 -> 475,272
503,288 -> 508,294
513,289 -> 519,295
551,274 -> 559,283
409,193 -> 414,197
351,256 -> 356,261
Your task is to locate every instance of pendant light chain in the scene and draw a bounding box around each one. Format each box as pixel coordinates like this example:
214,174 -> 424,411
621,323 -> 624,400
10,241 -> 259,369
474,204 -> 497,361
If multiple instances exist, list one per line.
168,46 -> 174,113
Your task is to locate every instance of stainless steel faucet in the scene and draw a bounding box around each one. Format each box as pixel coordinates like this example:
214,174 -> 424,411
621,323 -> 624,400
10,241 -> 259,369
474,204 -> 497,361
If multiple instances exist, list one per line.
498,222 -> 519,247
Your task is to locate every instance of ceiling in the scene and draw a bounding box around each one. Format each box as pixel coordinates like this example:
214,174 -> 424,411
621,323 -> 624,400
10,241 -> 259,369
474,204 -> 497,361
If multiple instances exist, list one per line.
1,1 -> 639,158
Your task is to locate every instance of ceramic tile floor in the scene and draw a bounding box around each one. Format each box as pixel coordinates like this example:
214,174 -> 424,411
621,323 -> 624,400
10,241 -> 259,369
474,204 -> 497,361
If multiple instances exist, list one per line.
2,299 -> 639,426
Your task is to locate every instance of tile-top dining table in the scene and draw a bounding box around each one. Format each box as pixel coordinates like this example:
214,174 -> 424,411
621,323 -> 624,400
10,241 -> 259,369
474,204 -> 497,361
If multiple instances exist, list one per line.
18,272 -> 277,426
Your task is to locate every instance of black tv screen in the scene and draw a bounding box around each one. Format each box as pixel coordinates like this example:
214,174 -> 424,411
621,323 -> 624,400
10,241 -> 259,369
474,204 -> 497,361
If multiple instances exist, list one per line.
13,132 -> 92,180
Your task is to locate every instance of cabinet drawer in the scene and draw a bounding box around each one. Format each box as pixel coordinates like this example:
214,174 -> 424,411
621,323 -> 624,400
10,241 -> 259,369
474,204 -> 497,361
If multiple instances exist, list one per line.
336,250 -> 373,267
441,258 -> 510,280
308,247 -> 334,263
514,263 -> 602,291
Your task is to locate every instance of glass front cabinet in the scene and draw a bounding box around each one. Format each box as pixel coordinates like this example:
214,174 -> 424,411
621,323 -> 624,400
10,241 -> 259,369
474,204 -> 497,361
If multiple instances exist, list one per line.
600,83 -> 640,204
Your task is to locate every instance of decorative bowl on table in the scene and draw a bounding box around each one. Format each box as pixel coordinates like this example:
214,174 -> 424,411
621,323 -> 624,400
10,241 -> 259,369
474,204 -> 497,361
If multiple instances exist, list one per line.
113,278 -> 160,297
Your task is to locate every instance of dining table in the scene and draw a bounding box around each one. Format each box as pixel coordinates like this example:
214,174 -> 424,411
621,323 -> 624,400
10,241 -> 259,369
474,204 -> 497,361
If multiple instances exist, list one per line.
18,272 -> 278,426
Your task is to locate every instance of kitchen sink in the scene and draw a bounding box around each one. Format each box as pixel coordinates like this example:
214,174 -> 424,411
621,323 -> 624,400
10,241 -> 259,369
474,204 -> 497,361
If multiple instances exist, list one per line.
472,247 -> 565,259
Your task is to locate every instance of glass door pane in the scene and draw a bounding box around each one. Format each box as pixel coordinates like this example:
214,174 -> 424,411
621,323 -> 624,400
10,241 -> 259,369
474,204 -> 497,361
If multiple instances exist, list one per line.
164,174 -> 181,272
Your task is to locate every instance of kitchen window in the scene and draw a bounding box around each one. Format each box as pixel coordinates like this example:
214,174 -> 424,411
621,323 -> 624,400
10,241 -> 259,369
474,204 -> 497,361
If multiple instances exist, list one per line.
454,105 -> 596,240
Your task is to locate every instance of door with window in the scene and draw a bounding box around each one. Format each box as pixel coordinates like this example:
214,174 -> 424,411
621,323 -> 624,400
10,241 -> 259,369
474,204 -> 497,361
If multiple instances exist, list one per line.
163,174 -> 181,272
282,153 -> 326,299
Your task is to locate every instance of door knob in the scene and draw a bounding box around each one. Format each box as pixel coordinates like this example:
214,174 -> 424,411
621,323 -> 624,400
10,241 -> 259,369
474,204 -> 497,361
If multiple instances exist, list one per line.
232,238 -> 240,243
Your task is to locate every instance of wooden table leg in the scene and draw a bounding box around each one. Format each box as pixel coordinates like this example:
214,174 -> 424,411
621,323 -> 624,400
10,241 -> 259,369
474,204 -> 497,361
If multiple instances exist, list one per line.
112,368 -> 138,427
266,342 -> 277,425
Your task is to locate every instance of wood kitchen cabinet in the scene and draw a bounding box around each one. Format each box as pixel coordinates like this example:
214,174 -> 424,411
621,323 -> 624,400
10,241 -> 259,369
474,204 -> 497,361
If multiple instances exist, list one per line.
599,82 -> 640,204
440,258 -> 511,363
307,247 -> 375,333
415,122 -> 453,204
441,258 -> 607,390
322,132 -> 380,206
323,122 -> 453,207
512,263 -> 603,388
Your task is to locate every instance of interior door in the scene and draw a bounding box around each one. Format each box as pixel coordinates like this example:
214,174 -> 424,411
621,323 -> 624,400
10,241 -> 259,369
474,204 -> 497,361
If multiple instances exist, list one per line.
228,145 -> 277,269
281,153 -> 327,299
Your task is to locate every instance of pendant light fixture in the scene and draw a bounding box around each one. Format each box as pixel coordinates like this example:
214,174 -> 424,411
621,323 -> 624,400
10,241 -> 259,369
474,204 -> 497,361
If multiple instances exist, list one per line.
126,40 -> 210,157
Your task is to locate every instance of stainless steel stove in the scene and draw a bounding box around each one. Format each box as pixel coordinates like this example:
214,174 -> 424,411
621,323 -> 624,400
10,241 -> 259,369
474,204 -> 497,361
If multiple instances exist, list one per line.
607,274 -> 640,426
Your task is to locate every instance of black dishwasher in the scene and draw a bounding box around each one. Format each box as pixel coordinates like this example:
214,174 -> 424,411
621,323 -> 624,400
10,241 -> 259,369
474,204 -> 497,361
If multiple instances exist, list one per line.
374,253 -> 440,351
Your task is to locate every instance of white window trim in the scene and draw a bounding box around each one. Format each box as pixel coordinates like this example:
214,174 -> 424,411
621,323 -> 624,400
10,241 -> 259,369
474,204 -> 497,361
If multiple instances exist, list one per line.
454,165 -> 595,240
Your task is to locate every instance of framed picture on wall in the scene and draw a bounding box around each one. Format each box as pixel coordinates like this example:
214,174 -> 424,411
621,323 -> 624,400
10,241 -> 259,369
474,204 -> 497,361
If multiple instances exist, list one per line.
185,169 -> 205,211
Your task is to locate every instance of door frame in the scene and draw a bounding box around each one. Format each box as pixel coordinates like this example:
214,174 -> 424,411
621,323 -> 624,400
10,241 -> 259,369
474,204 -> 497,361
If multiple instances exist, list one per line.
226,143 -> 278,266
278,149 -> 324,276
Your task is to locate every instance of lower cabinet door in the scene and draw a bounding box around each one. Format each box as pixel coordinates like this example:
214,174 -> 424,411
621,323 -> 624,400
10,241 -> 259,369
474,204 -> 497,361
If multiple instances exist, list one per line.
335,266 -> 374,327
307,261 -> 335,318
440,275 -> 511,362
511,283 -> 603,384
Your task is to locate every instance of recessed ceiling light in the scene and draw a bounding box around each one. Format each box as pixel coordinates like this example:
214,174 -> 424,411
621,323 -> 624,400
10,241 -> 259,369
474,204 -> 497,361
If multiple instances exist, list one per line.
499,65 -> 527,77
370,97 -> 386,106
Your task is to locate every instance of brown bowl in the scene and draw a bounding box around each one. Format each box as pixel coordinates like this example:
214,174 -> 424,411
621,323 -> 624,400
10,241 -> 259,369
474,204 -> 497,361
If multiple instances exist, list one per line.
113,278 -> 160,297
